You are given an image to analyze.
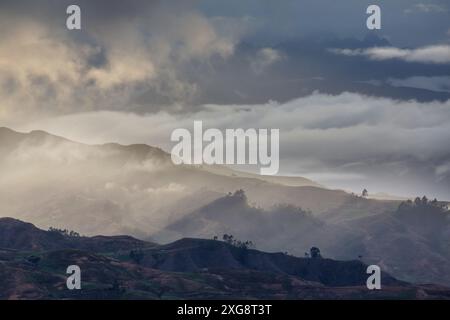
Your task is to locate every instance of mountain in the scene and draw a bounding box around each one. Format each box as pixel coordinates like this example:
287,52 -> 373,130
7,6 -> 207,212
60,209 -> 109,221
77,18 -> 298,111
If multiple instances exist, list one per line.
134,238 -> 403,287
0,127 -> 448,287
160,190 -> 351,254
0,127 -> 364,238
1,218 -> 449,300
0,217 -> 154,252
162,191 -> 450,286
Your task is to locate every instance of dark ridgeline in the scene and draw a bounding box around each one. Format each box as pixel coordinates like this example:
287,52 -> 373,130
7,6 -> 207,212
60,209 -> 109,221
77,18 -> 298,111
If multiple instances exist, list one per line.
1,217 -> 449,300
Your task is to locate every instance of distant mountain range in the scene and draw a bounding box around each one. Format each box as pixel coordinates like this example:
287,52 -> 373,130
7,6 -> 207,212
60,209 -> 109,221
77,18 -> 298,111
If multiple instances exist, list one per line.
1,217 -> 449,300
0,127 -> 449,288
161,190 -> 450,286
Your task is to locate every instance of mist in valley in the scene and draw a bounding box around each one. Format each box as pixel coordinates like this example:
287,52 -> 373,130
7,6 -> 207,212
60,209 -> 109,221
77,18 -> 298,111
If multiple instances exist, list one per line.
1,127 -> 449,286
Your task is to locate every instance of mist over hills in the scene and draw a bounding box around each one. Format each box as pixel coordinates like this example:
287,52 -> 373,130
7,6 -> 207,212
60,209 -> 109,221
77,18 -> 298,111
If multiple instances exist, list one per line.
163,190 -> 450,286
0,127 -> 449,287
0,127 -> 348,236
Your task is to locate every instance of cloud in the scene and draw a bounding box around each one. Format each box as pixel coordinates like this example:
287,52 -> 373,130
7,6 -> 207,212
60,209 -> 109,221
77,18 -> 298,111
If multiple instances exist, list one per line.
1,1 -> 449,200
1,0 -> 449,124
13,92 -> 450,199
404,3 -> 448,14
387,76 -> 450,93
330,45 -> 450,64
0,0 -> 243,122
250,48 -> 283,74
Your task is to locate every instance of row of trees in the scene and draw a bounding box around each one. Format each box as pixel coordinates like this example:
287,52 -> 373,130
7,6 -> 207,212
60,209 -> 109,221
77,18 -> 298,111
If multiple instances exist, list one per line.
216,234 -> 326,259
214,234 -> 255,250
350,189 -> 369,198
399,196 -> 448,210
48,227 -> 80,237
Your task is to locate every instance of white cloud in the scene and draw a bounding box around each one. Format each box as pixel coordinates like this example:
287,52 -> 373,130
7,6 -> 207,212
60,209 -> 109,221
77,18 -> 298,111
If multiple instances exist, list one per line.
250,48 -> 283,74
12,92 -> 450,173
404,3 -> 448,14
7,91 -> 450,198
387,76 -> 450,93
330,45 -> 450,64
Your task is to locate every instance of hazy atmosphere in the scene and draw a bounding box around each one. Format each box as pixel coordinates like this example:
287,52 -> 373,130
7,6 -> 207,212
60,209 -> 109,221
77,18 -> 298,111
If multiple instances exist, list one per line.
1,0 -> 449,198
0,0 -> 450,301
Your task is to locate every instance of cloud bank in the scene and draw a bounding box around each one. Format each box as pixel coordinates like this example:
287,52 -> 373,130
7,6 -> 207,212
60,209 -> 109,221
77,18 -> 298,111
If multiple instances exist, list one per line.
1,0 -> 449,199
0,0 -> 243,123
387,76 -> 450,93
14,92 -> 450,199
331,45 -> 450,64
404,3 -> 448,14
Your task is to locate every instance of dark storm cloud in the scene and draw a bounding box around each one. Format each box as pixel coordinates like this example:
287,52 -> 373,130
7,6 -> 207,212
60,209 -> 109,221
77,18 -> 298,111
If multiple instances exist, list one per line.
1,0 -> 449,118
185,34 -> 450,106
200,0 -> 450,47
0,0 -> 240,119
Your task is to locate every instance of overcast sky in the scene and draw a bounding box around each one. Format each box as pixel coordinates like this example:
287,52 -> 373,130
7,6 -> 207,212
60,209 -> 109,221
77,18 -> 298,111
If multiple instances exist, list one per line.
1,0 -> 450,199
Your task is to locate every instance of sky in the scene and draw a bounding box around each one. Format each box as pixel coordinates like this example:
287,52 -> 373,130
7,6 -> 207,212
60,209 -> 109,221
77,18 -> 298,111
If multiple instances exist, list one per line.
0,0 -> 450,199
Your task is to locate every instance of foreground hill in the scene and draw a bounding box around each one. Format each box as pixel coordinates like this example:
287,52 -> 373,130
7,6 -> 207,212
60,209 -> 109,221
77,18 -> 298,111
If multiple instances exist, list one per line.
0,218 -> 449,300
0,217 -> 154,252
133,238 -> 403,287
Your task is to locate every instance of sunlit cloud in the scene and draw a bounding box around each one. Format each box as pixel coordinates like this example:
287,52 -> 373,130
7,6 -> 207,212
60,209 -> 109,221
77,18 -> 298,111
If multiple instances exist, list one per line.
330,45 -> 450,64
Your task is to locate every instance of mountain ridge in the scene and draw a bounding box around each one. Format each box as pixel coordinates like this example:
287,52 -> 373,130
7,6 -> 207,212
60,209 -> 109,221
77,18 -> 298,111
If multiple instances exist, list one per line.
1,127 -> 448,289
2,217 -> 450,300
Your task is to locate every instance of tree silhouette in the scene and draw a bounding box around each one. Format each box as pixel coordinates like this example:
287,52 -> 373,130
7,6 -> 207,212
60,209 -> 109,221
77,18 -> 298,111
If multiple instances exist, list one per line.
362,189 -> 368,198
222,234 -> 254,249
310,247 -> 322,259
414,197 -> 422,206
222,234 -> 234,244
48,227 -> 80,237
